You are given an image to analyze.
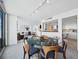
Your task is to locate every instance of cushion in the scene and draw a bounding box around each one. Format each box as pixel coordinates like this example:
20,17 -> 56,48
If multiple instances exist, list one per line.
58,47 -> 64,52
47,51 -> 55,58
29,46 -> 40,56
35,40 -> 41,46
40,49 -> 55,58
27,38 -> 35,46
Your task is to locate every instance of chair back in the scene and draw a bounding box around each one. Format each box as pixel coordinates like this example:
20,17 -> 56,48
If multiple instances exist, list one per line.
42,45 -> 58,59
23,44 -> 29,53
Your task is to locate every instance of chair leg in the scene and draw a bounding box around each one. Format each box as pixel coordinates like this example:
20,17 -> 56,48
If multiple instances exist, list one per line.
38,51 -> 41,59
28,55 -> 30,59
23,52 -> 26,59
63,52 -> 66,59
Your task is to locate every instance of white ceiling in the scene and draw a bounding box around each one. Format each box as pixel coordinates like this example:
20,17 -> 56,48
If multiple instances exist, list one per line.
3,0 -> 78,25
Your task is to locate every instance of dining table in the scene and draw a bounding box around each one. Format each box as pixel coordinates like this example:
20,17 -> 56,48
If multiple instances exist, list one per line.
25,36 -> 59,59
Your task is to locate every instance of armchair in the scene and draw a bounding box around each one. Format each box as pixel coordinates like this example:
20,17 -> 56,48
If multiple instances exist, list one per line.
40,45 -> 58,59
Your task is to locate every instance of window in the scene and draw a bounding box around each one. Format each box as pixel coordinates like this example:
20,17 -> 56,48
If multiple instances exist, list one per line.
0,7 -> 5,52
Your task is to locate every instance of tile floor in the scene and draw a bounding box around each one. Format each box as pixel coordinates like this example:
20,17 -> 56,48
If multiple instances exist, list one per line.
0,39 -> 78,59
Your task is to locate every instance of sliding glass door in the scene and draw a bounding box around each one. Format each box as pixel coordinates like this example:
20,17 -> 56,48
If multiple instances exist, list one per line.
0,8 -> 5,52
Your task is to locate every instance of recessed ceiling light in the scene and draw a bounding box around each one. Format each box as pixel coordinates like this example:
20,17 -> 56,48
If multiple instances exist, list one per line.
47,0 -> 50,3
35,10 -> 38,13
42,0 -> 45,1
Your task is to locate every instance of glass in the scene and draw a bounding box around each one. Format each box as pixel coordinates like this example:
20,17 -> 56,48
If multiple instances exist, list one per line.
0,8 -> 5,52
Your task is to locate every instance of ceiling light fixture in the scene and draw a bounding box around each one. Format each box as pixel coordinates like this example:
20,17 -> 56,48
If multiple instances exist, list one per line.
35,10 -> 38,13
31,0 -> 48,15
46,0 -> 50,3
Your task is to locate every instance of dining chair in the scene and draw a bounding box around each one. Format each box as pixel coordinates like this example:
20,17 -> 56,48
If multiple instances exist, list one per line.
28,46 -> 40,59
41,45 -> 58,59
23,44 -> 29,59
23,44 -> 40,59
58,40 -> 67,59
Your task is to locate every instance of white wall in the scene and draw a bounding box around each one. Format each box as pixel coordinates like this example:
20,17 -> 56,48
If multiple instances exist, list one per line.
17,17 -> 37,33
63,32 -> 77,39
41,8 -> 77,37
37,8 -> 78,46
36,24 -> 41,36
63,24 -> 77,29
7,14 -> 17,45
62,16 -> 77,39
17,18 -> 26,33
41,19 -> 62,46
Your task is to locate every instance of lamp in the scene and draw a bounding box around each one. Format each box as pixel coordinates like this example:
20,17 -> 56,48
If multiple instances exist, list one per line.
25,27 -> 29,30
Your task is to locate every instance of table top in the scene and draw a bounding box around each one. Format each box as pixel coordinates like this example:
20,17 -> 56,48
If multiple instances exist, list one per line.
26,37 -> 58,47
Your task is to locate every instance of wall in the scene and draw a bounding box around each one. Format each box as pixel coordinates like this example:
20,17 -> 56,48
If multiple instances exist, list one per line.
7,14 -> 17,45
17,17 -> 34,33
17,18 -> 37,33
63,24 -> 77,29
37,8 -> 78,46
63,32 -> 77,39
17,18 -> 27,33
62,16 -> 77,39
41,19 -> 62,46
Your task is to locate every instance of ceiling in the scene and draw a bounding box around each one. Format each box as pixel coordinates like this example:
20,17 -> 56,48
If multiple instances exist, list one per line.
3,0 -> 78,25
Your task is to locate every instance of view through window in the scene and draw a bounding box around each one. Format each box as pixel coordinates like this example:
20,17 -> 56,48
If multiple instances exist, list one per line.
0,8 -> 5,52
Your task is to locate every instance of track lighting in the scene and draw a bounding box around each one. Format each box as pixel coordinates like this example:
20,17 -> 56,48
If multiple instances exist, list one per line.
46,0 -> 50,3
